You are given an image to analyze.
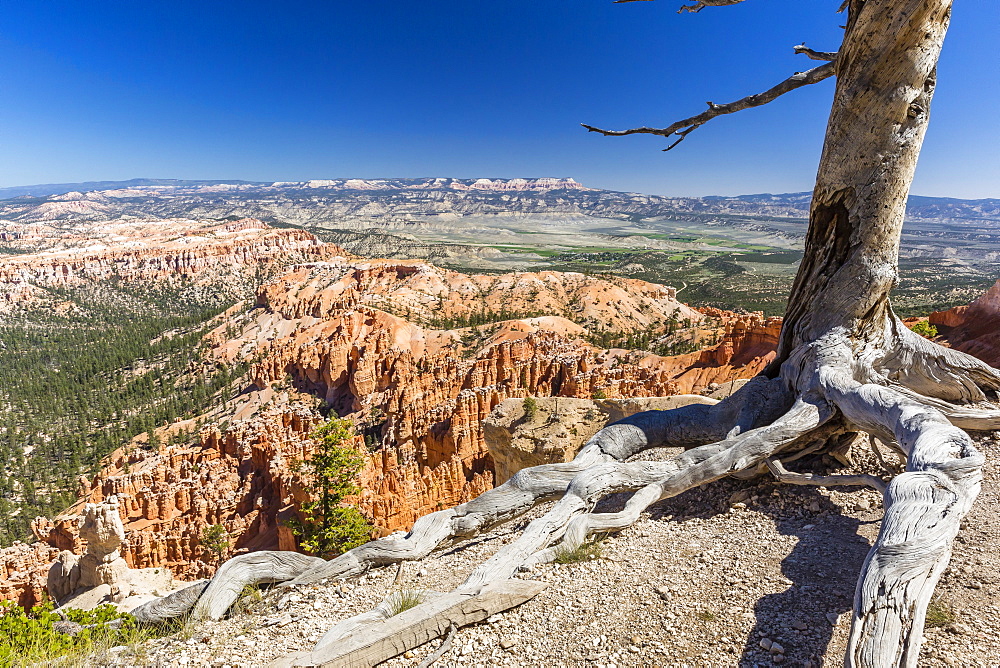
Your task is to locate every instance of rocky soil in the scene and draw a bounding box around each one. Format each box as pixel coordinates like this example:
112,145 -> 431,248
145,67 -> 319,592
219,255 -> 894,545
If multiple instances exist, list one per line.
93,434 -> 1000,667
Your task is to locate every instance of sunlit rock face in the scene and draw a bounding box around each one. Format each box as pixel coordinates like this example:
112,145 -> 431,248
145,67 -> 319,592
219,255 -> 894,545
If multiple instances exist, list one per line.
931,278 -> 1000,366
0,217 -> 333,311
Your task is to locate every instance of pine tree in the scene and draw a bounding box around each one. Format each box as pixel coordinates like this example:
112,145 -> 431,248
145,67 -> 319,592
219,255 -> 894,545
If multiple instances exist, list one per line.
289,418 -> 373,557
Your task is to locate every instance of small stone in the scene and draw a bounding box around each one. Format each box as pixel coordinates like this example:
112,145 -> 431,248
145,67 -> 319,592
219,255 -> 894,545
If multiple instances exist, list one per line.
792,620 -> 807,630
856,499 -> 872,511
403,651 -> 415,659
630,636 -> 642,646
759,638 -> 773,650
770,642 -> 785,654
500,639 -> 518,650
773,655 -> 785,664
655,585 -> 672,600
52,621 -> 84,636
826,612 -> 840,626
948,623 -> 972,635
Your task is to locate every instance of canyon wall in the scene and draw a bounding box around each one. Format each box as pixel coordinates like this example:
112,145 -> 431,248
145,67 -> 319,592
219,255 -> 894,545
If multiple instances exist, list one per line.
10,258 -> 781,604
0,218 -> 333,311
930,278 -> 1000,366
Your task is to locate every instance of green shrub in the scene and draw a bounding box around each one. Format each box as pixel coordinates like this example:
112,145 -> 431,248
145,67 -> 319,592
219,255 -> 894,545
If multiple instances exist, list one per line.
0,600 -> 154,666
553,539 -> 603,564
925,598 -> 955,628
591,388 -> 607,400
522,396 -> 538,420
908,320 -> 938,338
289,418 -> 374,558
386,589 -> 424,616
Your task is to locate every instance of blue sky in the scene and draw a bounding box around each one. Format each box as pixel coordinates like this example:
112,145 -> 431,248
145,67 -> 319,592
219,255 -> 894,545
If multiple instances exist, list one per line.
1,1 -> 997,197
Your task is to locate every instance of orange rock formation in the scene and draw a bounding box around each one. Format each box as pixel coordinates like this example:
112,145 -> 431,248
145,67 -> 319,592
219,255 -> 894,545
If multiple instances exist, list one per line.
5,256 -> 781,603
0,218 -> 332,311
930,278 -> 1000,366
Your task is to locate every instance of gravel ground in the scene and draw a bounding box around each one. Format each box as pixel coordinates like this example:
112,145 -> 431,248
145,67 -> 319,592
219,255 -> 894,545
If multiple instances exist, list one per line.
95,435 -> 1000,667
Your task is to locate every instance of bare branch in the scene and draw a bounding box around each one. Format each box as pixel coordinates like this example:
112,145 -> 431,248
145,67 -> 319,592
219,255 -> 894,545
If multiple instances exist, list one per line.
581,61 -> 835,151
676,0 -> 748,13
416,623 -> 457,668
610,0 -> 750,12
794,43 -> 839,61
766,457 -> 888,493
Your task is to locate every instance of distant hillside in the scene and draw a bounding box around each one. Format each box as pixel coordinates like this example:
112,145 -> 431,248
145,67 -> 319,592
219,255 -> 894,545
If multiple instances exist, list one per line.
711,191 -> 1000,221
1,178 -> 997,223
0,179 -> 268,201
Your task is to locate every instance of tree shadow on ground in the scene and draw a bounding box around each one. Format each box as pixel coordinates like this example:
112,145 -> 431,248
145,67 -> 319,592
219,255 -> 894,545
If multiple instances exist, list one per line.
628,461 -> 876,668
735,489 -> 873,667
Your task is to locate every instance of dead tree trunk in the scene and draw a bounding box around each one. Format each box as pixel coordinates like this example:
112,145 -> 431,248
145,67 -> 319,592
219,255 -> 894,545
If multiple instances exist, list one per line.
136,1 -> 1000,666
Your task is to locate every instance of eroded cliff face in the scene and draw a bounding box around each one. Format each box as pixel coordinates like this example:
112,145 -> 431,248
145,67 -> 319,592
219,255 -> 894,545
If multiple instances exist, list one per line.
0,218 -> 332,312
930,278 -> 1000,366
6,257 -> 781,603
0,542 -> 59,608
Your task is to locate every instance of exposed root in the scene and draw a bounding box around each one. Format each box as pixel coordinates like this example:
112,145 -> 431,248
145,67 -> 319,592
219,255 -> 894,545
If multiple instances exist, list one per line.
274,396 -> 834,665
281,379 -> 788,588
131,580 -> 209,625
128,330 -> 996,668
135,380 -> 784,624
821,366 -> 984,667
416,623 -> 456,668
765,457 -> 887,493
893,386 -> 1000,431
524,399 -> 835,567
194,552 -> 326,621
878,318 -> 1000,402
314,589 -> 445,650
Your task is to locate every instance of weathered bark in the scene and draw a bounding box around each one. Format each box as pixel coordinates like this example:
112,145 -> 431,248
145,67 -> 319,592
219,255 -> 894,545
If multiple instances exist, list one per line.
777,0 -> 950,360
269,580 -> 547,667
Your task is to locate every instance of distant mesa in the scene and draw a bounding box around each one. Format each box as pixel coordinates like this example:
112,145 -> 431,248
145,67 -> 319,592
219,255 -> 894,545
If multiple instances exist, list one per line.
267,177 -> 588,192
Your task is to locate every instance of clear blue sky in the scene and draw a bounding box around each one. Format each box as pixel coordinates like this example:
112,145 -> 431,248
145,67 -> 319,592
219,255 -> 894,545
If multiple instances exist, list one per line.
1,1 -> 997,198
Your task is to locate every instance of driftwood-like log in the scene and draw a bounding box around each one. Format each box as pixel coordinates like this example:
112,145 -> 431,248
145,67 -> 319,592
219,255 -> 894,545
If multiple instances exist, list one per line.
269,579 -> 547,667
131,580 -> 209,625
191,551 -> 327,621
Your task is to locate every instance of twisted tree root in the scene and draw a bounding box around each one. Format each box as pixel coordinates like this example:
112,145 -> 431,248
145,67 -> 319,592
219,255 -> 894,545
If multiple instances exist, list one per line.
822,368 -> 984,667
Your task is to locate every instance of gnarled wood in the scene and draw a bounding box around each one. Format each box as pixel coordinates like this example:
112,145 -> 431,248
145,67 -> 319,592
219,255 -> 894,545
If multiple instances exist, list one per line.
821,368 -> 983,666
192,552 -> 326,621
128,3 -> 998,667
269,580 -> 546,667
131,580 -> 208,625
